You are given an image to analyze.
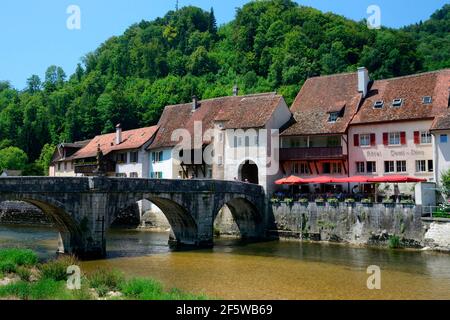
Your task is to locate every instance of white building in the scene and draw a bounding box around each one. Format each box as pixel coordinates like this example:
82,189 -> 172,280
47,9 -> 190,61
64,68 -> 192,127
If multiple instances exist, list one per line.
432,113 -> 450,188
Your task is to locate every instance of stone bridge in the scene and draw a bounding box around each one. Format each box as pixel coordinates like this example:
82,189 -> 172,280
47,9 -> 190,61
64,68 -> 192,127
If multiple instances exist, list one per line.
0,177 -> 269,259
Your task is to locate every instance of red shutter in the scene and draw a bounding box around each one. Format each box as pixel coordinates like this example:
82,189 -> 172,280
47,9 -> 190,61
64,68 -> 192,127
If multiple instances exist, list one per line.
414,131 -> 420,144
370,133 -> 376,146
383,133 -> 389,146
400,131 -> 406,145
354,134 -> 360,147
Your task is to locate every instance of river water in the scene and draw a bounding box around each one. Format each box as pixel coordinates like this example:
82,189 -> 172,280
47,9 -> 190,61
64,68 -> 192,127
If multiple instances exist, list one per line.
1,224 -> 450,300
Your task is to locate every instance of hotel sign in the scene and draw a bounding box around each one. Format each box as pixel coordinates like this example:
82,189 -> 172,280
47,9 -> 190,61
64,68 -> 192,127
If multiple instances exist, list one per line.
366,149 -> 426,158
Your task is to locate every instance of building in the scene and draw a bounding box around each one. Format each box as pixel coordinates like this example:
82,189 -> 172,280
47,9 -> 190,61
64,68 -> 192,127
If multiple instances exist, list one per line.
279,69 -> 364,192
70,124 -> 158,178
349,69 -> 450,193
49,140 -> 91,176
431,111 -> 450,188
0,170 -> 22,177
148,91 -> 291,194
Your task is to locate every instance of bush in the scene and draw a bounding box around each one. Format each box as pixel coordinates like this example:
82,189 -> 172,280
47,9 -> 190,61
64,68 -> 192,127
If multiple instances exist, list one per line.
39,255 -> 78,281
0,278 -> 70,300
88,269 -> 124,294
16,266 -> 32,282
0,261 -> 16,274
0,248 -> 38,266
120,278 -> 164,300
388,235 -> 402,249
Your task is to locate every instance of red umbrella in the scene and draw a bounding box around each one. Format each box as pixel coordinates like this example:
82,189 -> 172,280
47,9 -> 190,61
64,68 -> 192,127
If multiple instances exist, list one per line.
368,175 -> 427,183
275,175 -> 307,185
303,176 -> 334,184
332,176 -> 371,183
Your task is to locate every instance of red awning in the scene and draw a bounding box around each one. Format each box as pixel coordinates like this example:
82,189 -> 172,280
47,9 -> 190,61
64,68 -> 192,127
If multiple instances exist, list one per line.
302,176 -> 334,184
332,176 -> 371,183
368,175 -> 427,183
275,175 -> 307,185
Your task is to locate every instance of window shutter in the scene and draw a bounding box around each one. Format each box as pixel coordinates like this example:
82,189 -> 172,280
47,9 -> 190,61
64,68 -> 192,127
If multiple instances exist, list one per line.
383,133 -> 389,146
370,133 -> 376,146
400,131 -> 406,145
354,134 -> 359,147
414,131 -> 420,144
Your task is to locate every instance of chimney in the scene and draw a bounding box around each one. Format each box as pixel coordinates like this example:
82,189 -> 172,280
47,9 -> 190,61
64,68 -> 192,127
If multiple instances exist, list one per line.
115,123 -> 122,145
192,95 -> 199,112
357,67 -> 370,98
233,85 -> 239,96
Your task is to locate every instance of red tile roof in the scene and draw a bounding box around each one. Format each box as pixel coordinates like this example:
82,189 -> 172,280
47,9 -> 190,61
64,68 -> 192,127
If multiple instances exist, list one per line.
281,72 -> 362,136
351,69 -> 450,125
148,93 -> 284,149
72,126 -> 158,160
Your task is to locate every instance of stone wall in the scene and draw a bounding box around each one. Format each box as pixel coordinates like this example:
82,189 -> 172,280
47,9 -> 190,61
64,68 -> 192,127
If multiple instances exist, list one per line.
0,201 -> 52,226
269,202 -> 430,249
423,219 -> 450,251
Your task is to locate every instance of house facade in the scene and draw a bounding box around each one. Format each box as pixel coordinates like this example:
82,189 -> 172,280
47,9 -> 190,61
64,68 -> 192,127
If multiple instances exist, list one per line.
431,112 -> 450,188
49,140 -> 91,177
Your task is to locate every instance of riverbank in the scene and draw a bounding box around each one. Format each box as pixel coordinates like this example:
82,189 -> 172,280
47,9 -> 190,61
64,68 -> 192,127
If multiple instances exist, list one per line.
0,248 -> 208,300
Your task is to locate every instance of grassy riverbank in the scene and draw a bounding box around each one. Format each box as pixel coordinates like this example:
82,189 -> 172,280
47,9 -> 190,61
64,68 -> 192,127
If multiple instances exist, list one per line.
0,248 -> 208,300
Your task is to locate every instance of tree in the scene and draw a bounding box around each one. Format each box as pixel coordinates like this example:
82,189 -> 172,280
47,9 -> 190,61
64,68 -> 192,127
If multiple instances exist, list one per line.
26,75 -> 42,93
44,65 -> 66,91
35,143 -> 56,176
208,7 -> 218,37
0,147 -> 28,171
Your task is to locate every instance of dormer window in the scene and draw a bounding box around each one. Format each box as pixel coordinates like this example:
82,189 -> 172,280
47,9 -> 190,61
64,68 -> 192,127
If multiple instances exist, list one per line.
392,99 -> 403,108
373,100 -> 384,109
422,96 -> 432,105
328,112 -> 339,123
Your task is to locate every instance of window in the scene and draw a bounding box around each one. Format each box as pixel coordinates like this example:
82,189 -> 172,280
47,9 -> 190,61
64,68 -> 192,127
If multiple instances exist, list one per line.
130,172 -> 138,178
396,160 -> 407,173
150,172 -> 163,179
117,153 -> 127,163
367,161 -> 377,173
217,155 -> 223,166
331,162 -> 342,174
322,163 -> 331,174
389,132 -> 401,145
293,163 -> 309,174
359,134 -> 371,147
420,131 -> 432,144
234,136 -> 242,147
422,96 -> 432,104
254,135 -> 259,146
441,134 -> 448,143
64,162 -> 67,171
384,161 -> 395,173
218,132 -> 223,143
116,173 -> 127,178
152,151 -> 163,163
428,160 -> 434,173
292,163 -> 299,174
416,160 -> 426,173
373,101 -> 384,109
130,151 -> 138,163
327,136 -> 340,147
57,163 -> 61,171
392,99 -> 403,107
328,112 -> 339,123
356,162 -> 365,173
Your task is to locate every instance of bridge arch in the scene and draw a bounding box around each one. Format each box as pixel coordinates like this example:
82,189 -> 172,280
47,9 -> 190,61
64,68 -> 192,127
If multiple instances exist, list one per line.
0,194 -> 82,255
214,195 -> 263,240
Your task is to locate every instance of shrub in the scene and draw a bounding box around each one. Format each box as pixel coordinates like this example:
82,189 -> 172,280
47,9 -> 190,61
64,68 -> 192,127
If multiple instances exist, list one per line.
283,198 -> 293,204
16,266 -> 32,282
39,255 -> 78,281
0,279 -> 70,300
87,269 -> 124,294
120,278 -> 164,300
388,235 -> 402,249
0,261 -> 16,274
0,248 -> 38,266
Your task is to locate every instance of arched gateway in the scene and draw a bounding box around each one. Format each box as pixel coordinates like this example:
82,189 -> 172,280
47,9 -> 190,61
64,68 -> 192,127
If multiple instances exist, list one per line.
0,177 -> 268,259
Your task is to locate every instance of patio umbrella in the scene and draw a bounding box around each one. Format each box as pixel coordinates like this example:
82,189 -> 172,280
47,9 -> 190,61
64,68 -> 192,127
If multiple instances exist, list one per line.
275,175 -> 307,185
303,176 -> 334,184
368,175 -> 427,183
331,176 -> 371,183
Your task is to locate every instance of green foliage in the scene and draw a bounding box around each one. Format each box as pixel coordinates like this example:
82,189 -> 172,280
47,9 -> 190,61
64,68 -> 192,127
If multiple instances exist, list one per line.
0,147 -> 28,170
87,269 -> 125,296
0,1 -> 447,165
16,266 -> 32,282
38,255 -> 78,281
0,261 -> 16,274
0,278 -> 73,300
35,143 -> 56,175
388,235 -> 402,249
441,169 -> 450,196
0,248 -> 38,266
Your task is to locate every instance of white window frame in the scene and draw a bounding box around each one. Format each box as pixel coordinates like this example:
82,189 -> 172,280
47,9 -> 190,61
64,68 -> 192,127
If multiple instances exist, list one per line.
388,132 -> 401,146
359,134 -> 371,147
356,162 -> 365,173
384,161 -> 395,173
366,161 -> 376,173
328,112 -> 339,123
416,160 -> 426,173
396,160 -> 407,173
420,131 -> 432,144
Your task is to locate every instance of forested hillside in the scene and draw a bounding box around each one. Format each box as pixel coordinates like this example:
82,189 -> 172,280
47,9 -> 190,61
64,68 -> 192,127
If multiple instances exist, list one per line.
0,0 -> 449,174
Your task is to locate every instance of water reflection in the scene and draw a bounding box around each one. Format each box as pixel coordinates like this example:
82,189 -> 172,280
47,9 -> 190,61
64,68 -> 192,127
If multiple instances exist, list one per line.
1,225 -> 450,299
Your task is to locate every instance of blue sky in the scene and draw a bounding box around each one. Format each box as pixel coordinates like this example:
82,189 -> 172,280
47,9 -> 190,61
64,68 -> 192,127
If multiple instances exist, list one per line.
0,0 -> 447,89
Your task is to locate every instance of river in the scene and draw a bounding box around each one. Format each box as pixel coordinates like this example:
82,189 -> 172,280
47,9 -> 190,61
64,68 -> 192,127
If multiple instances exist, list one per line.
1,224 -> 450,300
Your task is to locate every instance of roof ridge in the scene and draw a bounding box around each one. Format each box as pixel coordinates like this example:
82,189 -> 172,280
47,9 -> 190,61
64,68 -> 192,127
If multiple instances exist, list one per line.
166,92 -> 279,108
375,69 -> 450,82
307,71 -> 357,80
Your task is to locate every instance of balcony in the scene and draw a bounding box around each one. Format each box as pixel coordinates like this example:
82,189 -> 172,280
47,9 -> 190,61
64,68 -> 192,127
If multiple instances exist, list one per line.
74,162 -> 116,175
280,147 -> 345,161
